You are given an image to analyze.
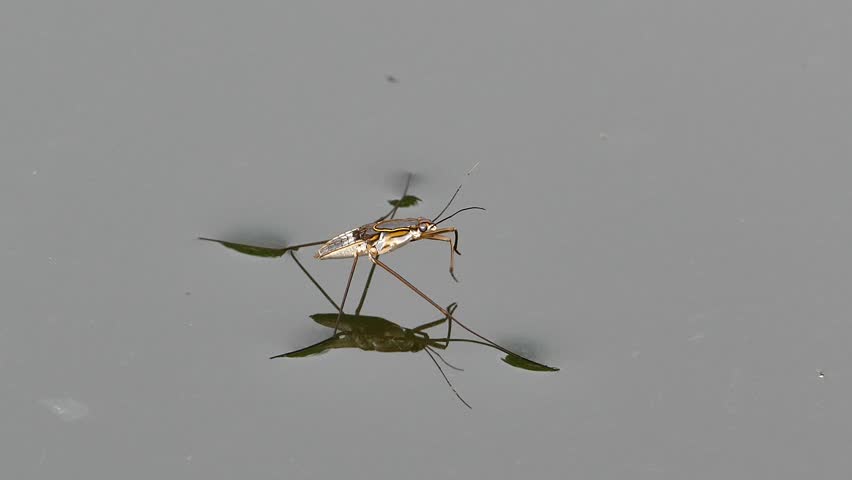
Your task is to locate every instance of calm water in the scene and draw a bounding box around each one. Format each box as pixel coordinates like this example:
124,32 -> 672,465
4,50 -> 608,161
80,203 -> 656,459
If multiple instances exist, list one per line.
4,2 -> 851,479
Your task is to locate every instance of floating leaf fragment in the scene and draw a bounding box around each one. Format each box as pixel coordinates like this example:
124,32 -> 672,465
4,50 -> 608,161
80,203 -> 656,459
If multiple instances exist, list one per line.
387,195 -> 421,208
198,237 -> 292,258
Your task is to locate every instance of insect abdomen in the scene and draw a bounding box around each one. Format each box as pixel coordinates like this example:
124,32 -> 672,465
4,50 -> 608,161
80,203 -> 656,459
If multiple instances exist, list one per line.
315,229 -> 367,259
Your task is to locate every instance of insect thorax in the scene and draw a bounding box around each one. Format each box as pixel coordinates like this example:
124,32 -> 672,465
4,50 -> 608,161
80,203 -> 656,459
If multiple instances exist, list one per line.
372,229 -> 418,255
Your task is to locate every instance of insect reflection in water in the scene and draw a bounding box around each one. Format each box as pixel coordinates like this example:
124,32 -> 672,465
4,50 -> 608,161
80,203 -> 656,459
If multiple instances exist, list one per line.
275,248 -> 558,409
272,302 -> 473,408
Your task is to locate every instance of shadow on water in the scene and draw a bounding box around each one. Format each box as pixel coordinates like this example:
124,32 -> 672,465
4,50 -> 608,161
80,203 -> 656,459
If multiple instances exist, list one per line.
200,173 -> 558,408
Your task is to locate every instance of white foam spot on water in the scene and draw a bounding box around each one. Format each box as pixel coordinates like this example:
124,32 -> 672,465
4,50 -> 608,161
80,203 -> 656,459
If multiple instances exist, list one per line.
39,397 -> 89,422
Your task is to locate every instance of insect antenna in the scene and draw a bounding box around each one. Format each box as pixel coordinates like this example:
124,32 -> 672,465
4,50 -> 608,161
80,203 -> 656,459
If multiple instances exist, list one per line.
424,347 -> 472,409
426,346 -> 464,371
434,206 -> 486,226
431,184 -> 463,222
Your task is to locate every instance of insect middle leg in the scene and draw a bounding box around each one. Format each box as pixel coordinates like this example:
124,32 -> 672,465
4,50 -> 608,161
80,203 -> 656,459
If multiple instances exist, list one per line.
332,254 -> 359,335
367,251 -> 503,351
367,248 -> 554,370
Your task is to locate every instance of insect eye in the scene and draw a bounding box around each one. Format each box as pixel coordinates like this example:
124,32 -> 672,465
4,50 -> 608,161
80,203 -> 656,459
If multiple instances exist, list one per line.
419,223 -> 429,232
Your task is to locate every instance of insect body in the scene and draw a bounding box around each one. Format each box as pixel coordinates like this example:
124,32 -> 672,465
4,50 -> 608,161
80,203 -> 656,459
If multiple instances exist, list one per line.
316,218 -> 431,258
316,217 -> 460,275
315,185 -> 483,334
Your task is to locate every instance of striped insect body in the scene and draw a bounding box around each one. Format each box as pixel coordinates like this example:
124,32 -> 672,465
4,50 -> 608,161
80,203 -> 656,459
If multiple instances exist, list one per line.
315,218 -> 438,260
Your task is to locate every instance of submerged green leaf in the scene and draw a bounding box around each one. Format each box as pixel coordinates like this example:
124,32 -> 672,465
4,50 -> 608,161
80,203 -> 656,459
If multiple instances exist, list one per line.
198,237 -> 292,258
501,354 -> 560,372
387,195 -> 421,208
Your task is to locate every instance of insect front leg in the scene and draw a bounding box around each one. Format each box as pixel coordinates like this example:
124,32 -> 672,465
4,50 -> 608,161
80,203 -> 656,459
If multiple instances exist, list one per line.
422,228 -> 460,281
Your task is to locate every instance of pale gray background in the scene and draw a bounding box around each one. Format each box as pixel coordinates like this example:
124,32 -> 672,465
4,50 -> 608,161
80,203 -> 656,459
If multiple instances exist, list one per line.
2,1 -> 851,479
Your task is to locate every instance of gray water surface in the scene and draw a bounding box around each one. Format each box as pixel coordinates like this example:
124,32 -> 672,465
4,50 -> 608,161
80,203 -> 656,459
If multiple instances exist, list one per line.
3,2 -> 851,479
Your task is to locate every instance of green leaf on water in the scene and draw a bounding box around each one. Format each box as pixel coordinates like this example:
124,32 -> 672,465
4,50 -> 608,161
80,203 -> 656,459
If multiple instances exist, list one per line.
387,195 -> 421,208
198,237 -> 292,258
501,354 -> 560,372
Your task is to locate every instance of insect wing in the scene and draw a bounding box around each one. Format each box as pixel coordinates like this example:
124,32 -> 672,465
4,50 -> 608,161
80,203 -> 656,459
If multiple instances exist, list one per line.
315,228 -> 366,259
373,218 -> 419,232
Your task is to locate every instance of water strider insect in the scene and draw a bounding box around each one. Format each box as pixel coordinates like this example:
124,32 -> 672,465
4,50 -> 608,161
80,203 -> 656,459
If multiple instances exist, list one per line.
314,184 -> 484,334
199,174 -> 558,374
315,185 -> 479,281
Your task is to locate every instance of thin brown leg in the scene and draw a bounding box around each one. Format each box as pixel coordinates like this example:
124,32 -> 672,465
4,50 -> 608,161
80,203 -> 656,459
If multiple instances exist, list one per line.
368,252 -> 539,363
428,226 -> 461,255
332,254 -> 359,335
422,234 -> 458,282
